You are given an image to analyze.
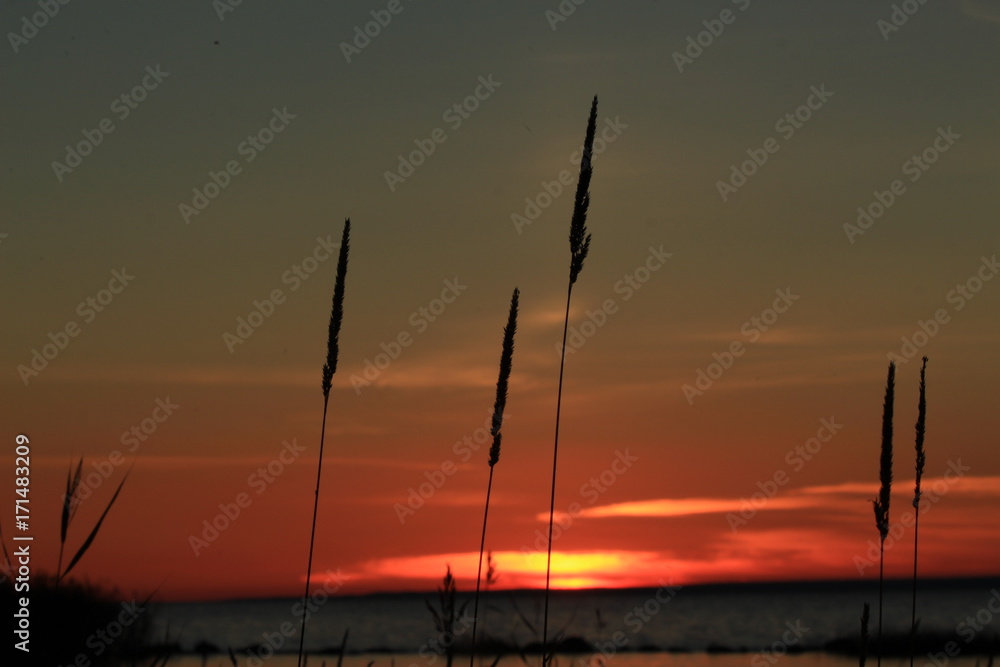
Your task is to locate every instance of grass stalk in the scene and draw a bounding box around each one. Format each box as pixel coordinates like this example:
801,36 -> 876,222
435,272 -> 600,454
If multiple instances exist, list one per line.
56,458 -> 82,581
910,356 -> 928,667
873,361 -> 895,667
427,566 -> 465,667
336,628 -> 350,667
470,288 -> 519,667
297,218 -> 351,667
861,602 -> 871,667
56,457 -> 130,587
542,95 -> 597,667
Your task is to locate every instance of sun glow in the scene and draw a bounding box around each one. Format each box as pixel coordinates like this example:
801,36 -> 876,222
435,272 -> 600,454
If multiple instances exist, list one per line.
358,550 -> 672,591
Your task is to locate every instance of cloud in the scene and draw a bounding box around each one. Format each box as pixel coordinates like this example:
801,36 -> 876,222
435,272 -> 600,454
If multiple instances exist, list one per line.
561,475 -> 1000,520
554,496 -> 828,521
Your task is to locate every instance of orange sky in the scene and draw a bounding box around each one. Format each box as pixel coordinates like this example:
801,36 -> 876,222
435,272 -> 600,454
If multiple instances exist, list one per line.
4,1 -> 1000,601
5,388 -> 999,601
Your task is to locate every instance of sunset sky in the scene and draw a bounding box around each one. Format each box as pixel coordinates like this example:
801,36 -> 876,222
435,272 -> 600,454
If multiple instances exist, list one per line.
3,1 -> 1000,601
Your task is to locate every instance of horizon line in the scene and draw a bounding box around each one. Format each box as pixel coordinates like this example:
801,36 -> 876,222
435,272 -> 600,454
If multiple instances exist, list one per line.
161,573 -> 1000,604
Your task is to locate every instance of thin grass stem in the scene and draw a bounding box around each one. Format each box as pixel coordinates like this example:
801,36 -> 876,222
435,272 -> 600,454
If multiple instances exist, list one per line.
542,95 -> 597,667
297,219 -> 351,667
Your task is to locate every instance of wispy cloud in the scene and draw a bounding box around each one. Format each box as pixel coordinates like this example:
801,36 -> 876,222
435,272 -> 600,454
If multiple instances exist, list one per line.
559,475 -> 1000,520
552,496 -> 829,521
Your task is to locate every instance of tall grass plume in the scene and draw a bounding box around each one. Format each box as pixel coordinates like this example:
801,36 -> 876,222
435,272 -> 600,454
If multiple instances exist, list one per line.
297,218 -> 351,667
909,356 -> 928,667
470,288 -> 519,665
543,95 -> 597,666
872,361 -> 895,667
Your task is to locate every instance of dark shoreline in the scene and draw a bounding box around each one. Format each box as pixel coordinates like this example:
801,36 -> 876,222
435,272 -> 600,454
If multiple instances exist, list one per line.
147,577 -> 1000,660
173,575 -> 1000,605
150,631 -> 999,659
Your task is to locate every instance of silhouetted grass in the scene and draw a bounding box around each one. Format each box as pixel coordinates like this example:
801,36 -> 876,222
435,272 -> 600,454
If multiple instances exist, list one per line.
57,458 -> 130,587
861,601 -> 870,667
0,458 -> 151,666
2,575 -> 153,666
298,218 -> 352,667
543,95 -> 598,667
910,356 -> 928,667
873,361 -> 894,667
470,287 -> 519,666
427,566 -> 467,667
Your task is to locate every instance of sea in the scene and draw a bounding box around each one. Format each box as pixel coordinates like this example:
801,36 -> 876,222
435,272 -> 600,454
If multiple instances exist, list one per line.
149,578 -> 999,667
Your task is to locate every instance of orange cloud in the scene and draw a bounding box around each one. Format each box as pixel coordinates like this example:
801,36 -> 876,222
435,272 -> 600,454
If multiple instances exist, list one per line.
559,475 -> 1000,521
563,496 -> 820,519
